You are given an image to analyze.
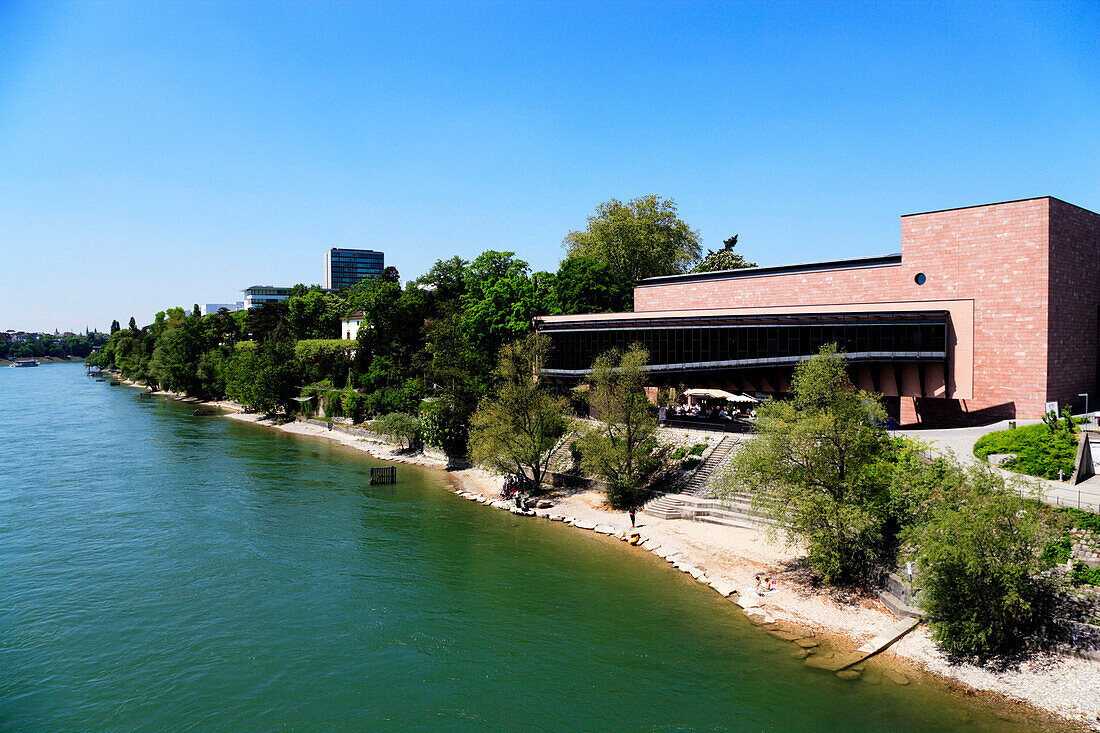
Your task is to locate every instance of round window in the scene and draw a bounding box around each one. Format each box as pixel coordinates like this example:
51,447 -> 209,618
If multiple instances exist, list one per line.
914,272 -> 927,285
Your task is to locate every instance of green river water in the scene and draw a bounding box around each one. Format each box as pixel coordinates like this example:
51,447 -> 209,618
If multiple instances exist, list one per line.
0,363 -> 1056,730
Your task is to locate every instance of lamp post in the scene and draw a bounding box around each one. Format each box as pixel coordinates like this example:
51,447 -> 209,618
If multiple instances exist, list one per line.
1079,393 -> 1089,421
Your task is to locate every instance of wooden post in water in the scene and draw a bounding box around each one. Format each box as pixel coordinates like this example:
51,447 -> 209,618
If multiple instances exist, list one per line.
369,467 -> 397,485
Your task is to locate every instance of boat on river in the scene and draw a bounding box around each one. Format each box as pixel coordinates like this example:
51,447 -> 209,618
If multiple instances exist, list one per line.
9,359 -> 40,368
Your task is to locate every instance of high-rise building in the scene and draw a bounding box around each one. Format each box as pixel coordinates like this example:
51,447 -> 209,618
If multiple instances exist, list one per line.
323,248 -> 385,291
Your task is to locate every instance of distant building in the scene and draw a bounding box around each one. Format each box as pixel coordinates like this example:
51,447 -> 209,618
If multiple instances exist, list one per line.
200,302 -> 245,316
341,311 -> 366,340
243,286 -> 291,309
323,248 -> 385,291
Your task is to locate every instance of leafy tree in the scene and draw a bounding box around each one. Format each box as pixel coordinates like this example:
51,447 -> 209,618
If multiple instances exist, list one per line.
252,338 -> 298,414
111,320 -> 121,334
460,251 -> 556,359
691,235 -> 756,273
424,309 -> 486,419
553,255 -> 633,314
469,333 -> 570,488
415,256 -> 469,305
903,464 -> 1057,657
578,343 -> 661,509
563,195 -> 702,282
372,412 -> 420,449
246,302 -> 289,343
128,316 -> 139,333
720,345 -> 894,583
286,287 -> 342,340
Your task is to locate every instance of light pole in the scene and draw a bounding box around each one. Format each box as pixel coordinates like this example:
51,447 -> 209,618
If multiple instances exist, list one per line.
1079,393 -> 1089,420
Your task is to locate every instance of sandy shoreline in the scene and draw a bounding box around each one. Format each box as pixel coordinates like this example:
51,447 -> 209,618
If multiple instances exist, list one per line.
107,376 -> 1100,729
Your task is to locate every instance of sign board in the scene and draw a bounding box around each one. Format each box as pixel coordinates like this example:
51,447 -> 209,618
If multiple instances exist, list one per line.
1045,401 -> 1059,415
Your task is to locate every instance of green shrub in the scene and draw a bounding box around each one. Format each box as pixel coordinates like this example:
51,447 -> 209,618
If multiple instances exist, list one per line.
372,412 -> 419,449
1070,561 -> 1100,587
973,421 -> 1078,480
419,399 -> 468,455
689,443 -> 707,456
1040,535 -> 1073,564
1056,507 -> 1100,533
669,447 -> 688,460
681,457 -> 701,470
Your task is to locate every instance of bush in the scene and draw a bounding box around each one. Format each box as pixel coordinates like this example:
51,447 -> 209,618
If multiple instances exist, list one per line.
973,421 -> 1078,481
689,442 -> 707,456
372,412 -> 419,449
418,399 -> 468,455
669,447 -> 688,460
681,457 -> 701,470
1040,536 -> 1073,564
905,468 -> 1057,657
1070,561 -> 1100,587
1056,507 -> 1100,533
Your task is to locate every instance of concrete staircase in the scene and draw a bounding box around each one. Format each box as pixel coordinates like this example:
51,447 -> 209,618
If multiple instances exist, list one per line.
643,491 -> 778,530
683,436 -> 738,497
643,494 -> 687,520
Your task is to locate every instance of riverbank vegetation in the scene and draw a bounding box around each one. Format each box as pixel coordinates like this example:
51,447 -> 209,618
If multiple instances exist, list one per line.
720,346 -> 1082,658
88,195 -> 726,460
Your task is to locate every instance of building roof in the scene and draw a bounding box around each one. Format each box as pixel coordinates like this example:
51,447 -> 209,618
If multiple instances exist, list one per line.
637,253 -> 902,287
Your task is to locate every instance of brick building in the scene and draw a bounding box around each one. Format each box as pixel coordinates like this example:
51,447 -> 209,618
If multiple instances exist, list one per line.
535,197 -> 1100,426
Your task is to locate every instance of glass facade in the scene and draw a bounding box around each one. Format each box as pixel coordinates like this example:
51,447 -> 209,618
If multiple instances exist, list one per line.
537,311 -> 948,376
325,248 -> 385,291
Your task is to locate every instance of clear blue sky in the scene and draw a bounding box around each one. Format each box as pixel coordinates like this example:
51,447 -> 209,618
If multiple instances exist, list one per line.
2,1 -> 1097,333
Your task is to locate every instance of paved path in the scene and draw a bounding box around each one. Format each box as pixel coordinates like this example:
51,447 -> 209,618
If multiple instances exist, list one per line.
896,419 -> 1100,512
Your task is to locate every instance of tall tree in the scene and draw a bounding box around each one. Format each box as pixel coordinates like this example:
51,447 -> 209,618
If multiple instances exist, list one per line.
128,316 -> 138,333
691,235 -> 756,273
111,320 -> 121,334
578,344 -> 661,509
563,195 -> 701,282
553,255 -> 634,314
719,345 -> 893,583
469,333 -> 570,488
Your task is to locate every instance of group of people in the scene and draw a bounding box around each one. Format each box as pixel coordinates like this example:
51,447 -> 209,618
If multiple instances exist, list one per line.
658,404 -> 756,422
755,575 -> 777,594
499,471 -> 523,506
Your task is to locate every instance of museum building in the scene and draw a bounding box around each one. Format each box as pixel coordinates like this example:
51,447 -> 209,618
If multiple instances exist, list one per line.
535,197 -> 1100,426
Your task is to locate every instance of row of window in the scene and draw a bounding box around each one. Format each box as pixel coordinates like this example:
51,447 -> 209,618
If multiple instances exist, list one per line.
541,320 -> 947,373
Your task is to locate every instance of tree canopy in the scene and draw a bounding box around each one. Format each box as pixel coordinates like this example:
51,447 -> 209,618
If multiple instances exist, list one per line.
564,195 -> 702,283
468,333 -> 570,487
578,343 -> 661,509
691,235 -> 756,273
721,345 -> 894,583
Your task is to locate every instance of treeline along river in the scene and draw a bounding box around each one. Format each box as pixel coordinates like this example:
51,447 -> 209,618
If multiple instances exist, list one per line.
0,363 -> 1054,730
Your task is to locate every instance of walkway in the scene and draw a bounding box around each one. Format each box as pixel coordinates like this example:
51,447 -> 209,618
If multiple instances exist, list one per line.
896,418 -> 1100,512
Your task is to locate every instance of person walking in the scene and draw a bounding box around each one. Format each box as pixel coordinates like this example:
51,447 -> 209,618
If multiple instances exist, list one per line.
628,506 -> 636,528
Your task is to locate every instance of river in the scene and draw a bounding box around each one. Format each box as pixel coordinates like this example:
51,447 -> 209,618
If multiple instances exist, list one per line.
0,363 -> 1052,730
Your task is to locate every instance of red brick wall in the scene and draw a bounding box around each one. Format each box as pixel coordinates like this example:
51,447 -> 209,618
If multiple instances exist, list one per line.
634,198 -> 1056,423
1047,199 -> 1100,412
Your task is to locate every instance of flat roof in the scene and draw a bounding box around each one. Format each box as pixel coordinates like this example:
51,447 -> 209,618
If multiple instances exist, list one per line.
637,253 -> 901,287
901,195 -> 1097,218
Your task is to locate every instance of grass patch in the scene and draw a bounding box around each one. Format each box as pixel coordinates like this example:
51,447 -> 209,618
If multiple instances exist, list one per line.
973,422 -> 1078,481
688,443 -> 707,456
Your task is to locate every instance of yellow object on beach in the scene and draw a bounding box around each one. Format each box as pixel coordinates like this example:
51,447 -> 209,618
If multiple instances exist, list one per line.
628,533 -> 641,545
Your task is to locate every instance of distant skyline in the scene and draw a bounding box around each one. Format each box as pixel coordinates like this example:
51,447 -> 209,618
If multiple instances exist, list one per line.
2,1 -> 1098,332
